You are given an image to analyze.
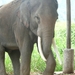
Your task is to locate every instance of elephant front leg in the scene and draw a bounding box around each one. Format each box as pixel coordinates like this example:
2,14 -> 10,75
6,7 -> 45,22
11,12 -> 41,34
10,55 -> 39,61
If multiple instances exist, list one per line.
43,50 -> 56,75
8,50 -> 20,75
20,41 -> 33,75
0,45 -> 6,75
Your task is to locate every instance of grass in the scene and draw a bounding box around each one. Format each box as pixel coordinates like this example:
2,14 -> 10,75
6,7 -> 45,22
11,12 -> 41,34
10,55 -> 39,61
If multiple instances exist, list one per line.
31,44 -> 46,72
5,21 -> 75,74
5,53 -> 13,74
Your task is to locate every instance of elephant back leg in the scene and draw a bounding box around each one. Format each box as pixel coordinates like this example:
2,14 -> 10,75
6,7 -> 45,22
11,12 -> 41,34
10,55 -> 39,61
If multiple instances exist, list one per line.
8,50 -> 20,75
0,45 -> 6,75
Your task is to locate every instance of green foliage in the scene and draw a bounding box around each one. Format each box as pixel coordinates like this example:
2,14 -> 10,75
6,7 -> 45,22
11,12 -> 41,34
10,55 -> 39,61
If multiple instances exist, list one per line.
71,23 -> 75,48
5,22 -> 75,73
5,53 -> 13,74
54,22 -> 66,71
54,22 -> 75,71
31,44 -> 46,72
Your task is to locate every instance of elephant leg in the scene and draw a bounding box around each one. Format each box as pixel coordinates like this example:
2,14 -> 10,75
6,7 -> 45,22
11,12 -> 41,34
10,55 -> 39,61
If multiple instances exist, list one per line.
13,19 -> 34,75
20,41 -> 33,75
43,50 -> 56,75
0,45 -> 6,75
8,50 -> 20,75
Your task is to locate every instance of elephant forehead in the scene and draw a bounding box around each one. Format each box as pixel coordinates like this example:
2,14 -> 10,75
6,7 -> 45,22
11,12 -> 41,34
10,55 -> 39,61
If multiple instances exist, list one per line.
30,0 -> 57,6
30,0 -> 58,16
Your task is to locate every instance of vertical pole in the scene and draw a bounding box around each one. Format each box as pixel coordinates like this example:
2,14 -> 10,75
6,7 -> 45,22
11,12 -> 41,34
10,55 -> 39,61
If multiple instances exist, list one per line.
66,0 -> 71,48
63,0 -> 74,73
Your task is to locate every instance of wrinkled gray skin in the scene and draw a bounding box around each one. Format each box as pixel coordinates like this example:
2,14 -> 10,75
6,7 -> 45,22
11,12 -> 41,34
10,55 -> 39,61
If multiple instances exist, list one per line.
0,0 -> 58,75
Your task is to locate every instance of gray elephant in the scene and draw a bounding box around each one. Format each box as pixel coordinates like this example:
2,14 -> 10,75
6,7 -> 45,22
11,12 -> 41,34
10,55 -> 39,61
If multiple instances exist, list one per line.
0,0 -> 58,75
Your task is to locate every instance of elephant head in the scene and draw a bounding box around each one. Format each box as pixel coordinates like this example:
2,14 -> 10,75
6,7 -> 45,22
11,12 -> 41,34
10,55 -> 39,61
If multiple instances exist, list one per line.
19,0 -> 58,60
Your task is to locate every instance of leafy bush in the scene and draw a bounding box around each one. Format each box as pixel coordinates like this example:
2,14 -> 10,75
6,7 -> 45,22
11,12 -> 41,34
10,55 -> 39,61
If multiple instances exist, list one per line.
31,44 -> 46,72
5,53 -> 13,74
55,22 -> 75,71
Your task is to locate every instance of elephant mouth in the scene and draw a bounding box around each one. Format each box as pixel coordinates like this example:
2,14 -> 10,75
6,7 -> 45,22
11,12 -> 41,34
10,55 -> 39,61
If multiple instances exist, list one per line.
38,36 -> 47,61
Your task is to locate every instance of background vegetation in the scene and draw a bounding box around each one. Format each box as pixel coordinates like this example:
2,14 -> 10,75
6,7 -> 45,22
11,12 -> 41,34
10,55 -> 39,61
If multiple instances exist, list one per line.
5,22 -> 75,74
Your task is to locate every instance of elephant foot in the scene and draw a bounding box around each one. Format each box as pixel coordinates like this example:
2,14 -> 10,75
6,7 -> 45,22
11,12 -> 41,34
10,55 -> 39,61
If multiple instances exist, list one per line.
6,73 -> 8,75
0,73 -> 7,75
43,72 -> 54,75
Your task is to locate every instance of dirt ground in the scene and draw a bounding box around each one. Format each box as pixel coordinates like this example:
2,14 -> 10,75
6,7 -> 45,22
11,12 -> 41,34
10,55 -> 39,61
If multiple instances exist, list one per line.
8,71 -> 75,75
30,72 -> 75,75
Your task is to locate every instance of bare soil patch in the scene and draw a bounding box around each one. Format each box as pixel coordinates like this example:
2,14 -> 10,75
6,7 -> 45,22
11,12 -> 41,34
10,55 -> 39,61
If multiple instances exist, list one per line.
30,72 -> 75,75
8,71 -> 75,75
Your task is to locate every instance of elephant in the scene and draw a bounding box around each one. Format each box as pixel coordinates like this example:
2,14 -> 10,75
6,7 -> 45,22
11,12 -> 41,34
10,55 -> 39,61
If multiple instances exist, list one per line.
0,0 -> 58,75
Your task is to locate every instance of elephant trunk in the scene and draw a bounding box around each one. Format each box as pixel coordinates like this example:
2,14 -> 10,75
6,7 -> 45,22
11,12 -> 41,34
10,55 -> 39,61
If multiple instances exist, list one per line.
38,24 -> 55,61
38,26 -> 62,64
42,30 -> 53,59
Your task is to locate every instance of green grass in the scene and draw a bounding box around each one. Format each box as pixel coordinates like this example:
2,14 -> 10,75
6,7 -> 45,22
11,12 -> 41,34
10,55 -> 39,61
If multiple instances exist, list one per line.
5,21 -> 75,73
5,53 -> 13,74
31,44 -> 46,72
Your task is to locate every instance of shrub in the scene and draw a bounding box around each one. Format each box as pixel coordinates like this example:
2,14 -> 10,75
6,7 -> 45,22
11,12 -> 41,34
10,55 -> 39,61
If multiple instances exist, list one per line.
55,22 -> 75,71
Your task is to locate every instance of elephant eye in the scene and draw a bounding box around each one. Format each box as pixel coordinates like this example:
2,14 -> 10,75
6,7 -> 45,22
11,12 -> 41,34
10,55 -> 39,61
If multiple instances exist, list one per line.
34,16 -> 40,24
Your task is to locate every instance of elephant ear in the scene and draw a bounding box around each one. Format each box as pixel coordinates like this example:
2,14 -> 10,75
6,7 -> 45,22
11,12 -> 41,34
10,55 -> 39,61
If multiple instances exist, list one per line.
19,1 -> 31,28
